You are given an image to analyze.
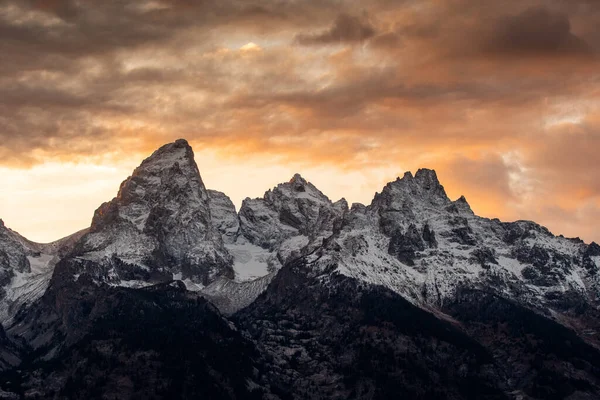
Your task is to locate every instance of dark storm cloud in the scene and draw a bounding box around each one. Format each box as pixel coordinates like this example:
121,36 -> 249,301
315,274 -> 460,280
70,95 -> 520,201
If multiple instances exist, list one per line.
1,0 -> 342,63
483,6 -> 592,56
1,2 -> 170,56
295,13 -> 376,45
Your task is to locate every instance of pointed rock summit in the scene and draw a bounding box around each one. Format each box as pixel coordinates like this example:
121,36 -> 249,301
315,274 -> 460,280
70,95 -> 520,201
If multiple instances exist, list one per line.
373,168 -> 450,210
239,174 -> 347,251
91,139 -> 210,234
72,139 -> 233,286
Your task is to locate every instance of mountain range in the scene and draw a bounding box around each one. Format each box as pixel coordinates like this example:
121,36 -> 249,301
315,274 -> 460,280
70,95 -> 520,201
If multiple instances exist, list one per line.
0,139 -> 599,399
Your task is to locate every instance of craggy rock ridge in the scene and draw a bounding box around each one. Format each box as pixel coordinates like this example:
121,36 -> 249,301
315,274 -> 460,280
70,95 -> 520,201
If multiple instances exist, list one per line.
226,173 -> 348,275
203,173 -> 348,311
0,139 -> 599,399
304,169 -> 600,340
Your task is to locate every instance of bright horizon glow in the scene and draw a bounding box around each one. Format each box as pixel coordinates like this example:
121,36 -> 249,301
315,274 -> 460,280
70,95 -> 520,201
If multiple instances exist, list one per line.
0,149 -> 407,243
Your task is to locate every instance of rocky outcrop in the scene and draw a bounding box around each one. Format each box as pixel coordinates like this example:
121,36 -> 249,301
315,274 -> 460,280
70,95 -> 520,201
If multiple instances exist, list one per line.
0,220 -> 32,290
0,222 -> 86,324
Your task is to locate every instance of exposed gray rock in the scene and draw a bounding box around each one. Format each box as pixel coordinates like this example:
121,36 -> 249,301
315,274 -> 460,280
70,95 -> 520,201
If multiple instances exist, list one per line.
208,190 -> 240,244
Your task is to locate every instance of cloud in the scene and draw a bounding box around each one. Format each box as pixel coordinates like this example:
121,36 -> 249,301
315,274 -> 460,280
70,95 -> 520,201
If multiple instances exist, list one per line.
483,6 -> 592,56
295,13 -> 376,45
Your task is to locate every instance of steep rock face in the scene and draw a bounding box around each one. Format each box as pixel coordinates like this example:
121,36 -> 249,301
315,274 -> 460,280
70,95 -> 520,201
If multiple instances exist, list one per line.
0,220 -> 32,289
239,174 -> 347,249
208,190 -> 240,244
70,139 -> 233,286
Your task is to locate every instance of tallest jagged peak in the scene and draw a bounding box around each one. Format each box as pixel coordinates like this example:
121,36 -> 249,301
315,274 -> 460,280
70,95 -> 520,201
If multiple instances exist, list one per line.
136,138 -> 197,175
289,173 -> 309,192
83,138 -> 232,286
290,173 -> 307,184
95,138 -> 209,232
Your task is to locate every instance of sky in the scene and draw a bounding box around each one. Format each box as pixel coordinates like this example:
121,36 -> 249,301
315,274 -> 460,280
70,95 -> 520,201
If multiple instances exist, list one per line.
0,0 -> 599,243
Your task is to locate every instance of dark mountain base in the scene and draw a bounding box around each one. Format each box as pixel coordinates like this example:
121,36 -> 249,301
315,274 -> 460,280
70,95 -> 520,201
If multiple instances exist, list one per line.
235,260 -> 510,400
444,289 -> 600,400
2,261 -> 600,399
1,281 -> 268,400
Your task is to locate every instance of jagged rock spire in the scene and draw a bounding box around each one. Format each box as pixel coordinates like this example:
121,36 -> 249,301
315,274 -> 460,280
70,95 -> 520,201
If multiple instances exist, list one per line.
74,139 -> 233,285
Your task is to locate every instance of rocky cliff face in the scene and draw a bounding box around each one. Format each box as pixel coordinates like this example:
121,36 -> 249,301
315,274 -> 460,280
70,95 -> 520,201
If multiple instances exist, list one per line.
0,220 -> 33,291
208,190 -> 240,244
239,174 -> 347,249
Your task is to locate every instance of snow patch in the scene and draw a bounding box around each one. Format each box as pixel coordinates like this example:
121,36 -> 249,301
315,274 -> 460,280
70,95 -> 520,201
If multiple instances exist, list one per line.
225,240 -> 272,282
0,254 -> 56,324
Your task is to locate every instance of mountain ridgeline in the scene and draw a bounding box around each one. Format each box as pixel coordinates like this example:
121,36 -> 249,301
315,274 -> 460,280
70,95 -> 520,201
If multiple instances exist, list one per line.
0,139 -> 599,399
